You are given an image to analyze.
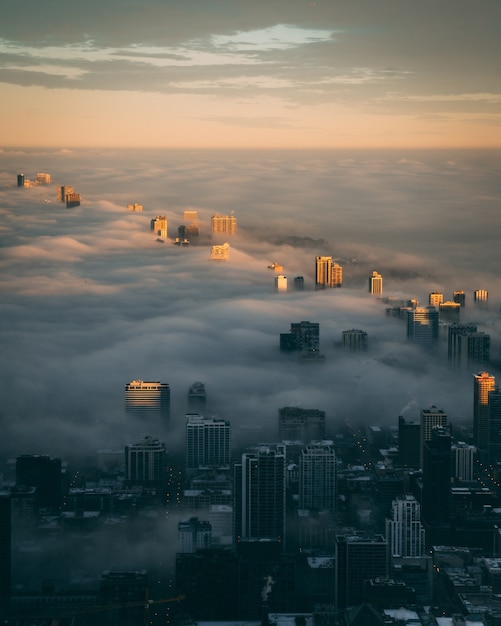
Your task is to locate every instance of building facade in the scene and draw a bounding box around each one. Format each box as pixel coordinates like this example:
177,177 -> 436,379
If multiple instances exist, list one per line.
185,414 -> 231,473
124,380 -> 170,423
473,371 -> 496,451
369,271 -> 383,295
299,441 -> 337,513
407,307 -> 439,347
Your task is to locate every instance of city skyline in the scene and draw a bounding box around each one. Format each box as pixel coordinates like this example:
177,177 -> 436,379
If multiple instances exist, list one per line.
0,1 -> 500,149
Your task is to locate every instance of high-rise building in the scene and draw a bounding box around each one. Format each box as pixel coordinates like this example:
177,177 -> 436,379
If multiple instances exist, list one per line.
335,534 -> 387,610
293,276 -> 304,290
15,455 -> 62,510
369,271 -> 383,295
17,173 -> 24,187
452,442 -> 476,482
0,493 -> 11,610
127,203 -> 142,212
458,332 -> 490,368
315,257 -> 342,288
151,216 -> 168,239
386,495 -> 425,569
233,445 -> 286,547
188,381 -> 206,408
124,380 -> 170,423
183,210 -> 199,223
429,292 -> 444,307
407,307 -> 439,347
474,289 -> 489,308
488,387 -> 501,463
185,414 -> 231,473
274,274 -> 287,292
210,242 -> 230,260
342,329 -> 368,351
178,517 -> 212,553
124,436 -> 168,488
278,407 -> 325,441
100,571 -> 149,626
36,172 -> 51,184
473,372 -> 496,451
211,214 -> 237,235
453,290 -> 466,307
56,185 -> 74,202
420,406 -> 448,468
398,416 -> 420,468
66,193 -> 81,208
299,441 -> 337,513
332,263 -> 343,287
422,426 -> 451,526
448,323 -> 478,361
280,321 -> 320,354
439,301 -> 461,323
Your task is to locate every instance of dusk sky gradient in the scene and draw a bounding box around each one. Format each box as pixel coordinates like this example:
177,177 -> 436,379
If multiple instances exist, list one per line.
1,0 -> 501,148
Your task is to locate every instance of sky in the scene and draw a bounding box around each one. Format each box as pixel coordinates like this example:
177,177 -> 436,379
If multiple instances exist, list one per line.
1,0 -> 501,148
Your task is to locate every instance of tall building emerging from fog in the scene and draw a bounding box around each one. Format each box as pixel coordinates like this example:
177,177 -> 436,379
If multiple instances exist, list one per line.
36,172 -> 51,184
185,414 -> 231,473
420,406 -> 448,468
56,185 -> 74,202
275,274 -> 287,292
17,173 -> 24,187
278,407 -> 326,441
453,290 -> 466,307
422,426 -> 451,525
406,307 -> 439,347
280,321 -> 320,354
473,372 -> 496,451
449,324 -> 490,368
151,216 -> 168,239
233,445 -> 286,547
428,292 -> 443,307
299,441 -> 337,513
342,329 -> 368,351
124,436 -> 168,488
488,388 -> 501,463
474,289 -> 488,308
124,380 -> 170,423
211,214 -> 237,235
439,301 -> 461,323
368,271 -> 383,295
315,256 -> 342,288
0,493 -> 11,609
386,495 -> 425,568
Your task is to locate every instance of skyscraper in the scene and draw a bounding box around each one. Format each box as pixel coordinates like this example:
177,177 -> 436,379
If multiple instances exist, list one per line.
398,416 -> 420,468
342,329 -> 368,351
56,185 -> 74,202
151,216 -> 168,239
210,242 -> 230,260
211,213 -> 237,235
278,406 -> 325,441
299,441 -> 337,513
448,323 -> 478,361
406,307 -> 439,347
453,290 -> 466,307
274,274 -> 287,292
0,493 -> 11,610
386,495 -> 425,569
124,380 -> 170,423
17,173 -> 24,187
488,387 -> 501,463
15,454 -> 62,510
473,371 -> 496,451
422,426 -> 451,526
420,406 -> 448,468
233,445 -> 286,547
474,289 -> 489,308
369,271 -> 383,295
315,257 -> 342,288
178,517 -> 212,553
124,435 -> 168,489
185,414 -> 231,474
280,321 -> 320,354
439,301 -> 461,323
428,292 -> 443,307
452,442 -> 476,482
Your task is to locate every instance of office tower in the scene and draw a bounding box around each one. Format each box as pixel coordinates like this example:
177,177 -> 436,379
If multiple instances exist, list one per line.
151,215 -> 168,239
0,493 -> 10,610
406,306 -> 439,347
66,192 -> 81,208
233,445 -> 286,547
15,454 -> 62,510
386,495 -> 425,569
332,262 -> 343,287
315,257 -> 342,288
211,242 -> 230,260
124,380 -> 170,423
188,381 -> 206,408
335,534 -> 387,610
127,203 -> 142,212
488,387 -> 501,463
100,570 -> 149,626
278,406 -> 325,441
420,406 -> 448,468
185,414 -> 231,473
293,276 -> 304,290
275,274 -> 287,292
429,291 -> 443,307
368,271 -> 383,295
184,209 -> 199,222
280,321 -> 319,353
398,416 -> 420,468
458,332 -> 490,368
452,442 -> 476,482
211,213 -> 237,235
342,329 -> 368,351
473,372 -> 496,450
474,289 -> 488,308
185,222 -> 199,239
124,436 -> 167,489
299,442 -> 337,512
17,173 -> 24,187
56,185 -> 74,202
453,290 -> 466,307
439,301 -> 461,323
178,517 -> 212,553
36,172 -> 51,184
422,426 -> 451,525
448,323 -> 478,361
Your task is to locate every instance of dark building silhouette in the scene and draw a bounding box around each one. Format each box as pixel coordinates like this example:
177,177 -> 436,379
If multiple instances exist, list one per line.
15,455 -> 62,510
17,173 -> 24,187
422,426 -> 451,527
0,492 -> 11,611
398,416 -> 420,468
473,372 -> 496,452
124,436 -> 168,491
278,407 -> 325,441
100,570 -> 149,626
294,276 -> 305,290
280,321 -> 320,356
406,307 -> 439,347
488,387 -> 501,463
453,290 -> 466,307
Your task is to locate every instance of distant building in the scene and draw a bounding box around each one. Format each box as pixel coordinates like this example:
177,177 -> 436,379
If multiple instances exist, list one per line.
178,517 -> 212,553
452,442 -> 476,482
422,426 -> 451,525
185,414 -> 231,474
386,495 -> 425,569
278,406 -> 325,441
151,216 -> 167,239
420,406 -> 448,468
56,185 -> 74,202
453,290 -> 466,307
66,192 -> 81,208
17,173 -> 24,187
474,289 -> 488,308
100,570 -> 149,626
315,256 -> 342,288
188,382 -> 206,408
398,416 -> 420,468
428,292 -> 444,307
124,380 -> 170,423
211,214 -> 237,235
36,172 -> 51,185
0,492 -> 11,609
342,329 -> 368,351
15,454 -> 62,510
488,387 -> 501,463
293,276 -> 305,290
369,271 -> 383,295
280,321 -> 320,356
275,274 -> 287,292
183,209 -> 199,222
299,441 -> 337,513
124,435 -> 167,489
439,301 -> 461,323
211,242 -> 230,260
406,307 -> 439,347
473,371 -> 496,451
127,203 -> 142,212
